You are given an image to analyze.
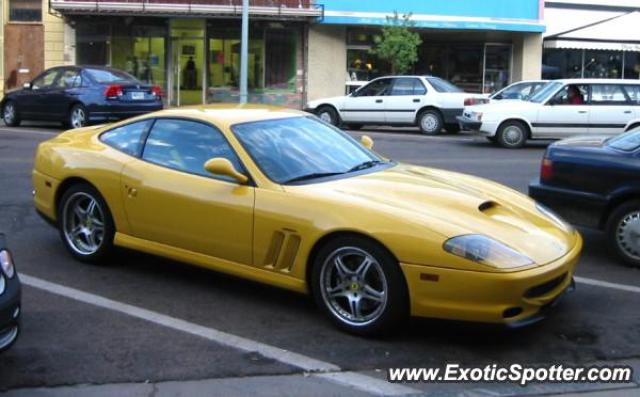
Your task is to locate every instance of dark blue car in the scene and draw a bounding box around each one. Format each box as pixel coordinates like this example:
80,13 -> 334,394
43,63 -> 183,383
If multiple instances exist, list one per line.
1,66 -> 163,128
0,234 -> 20,353
529,129 -> 640,267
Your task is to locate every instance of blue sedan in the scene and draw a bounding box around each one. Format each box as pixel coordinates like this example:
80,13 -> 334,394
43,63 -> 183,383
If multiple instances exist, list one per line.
529,129 -> 640,267
1,66 -> 163,128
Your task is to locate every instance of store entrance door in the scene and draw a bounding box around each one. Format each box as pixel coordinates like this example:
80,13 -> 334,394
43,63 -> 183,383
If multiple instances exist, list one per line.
169,19 -> 205,107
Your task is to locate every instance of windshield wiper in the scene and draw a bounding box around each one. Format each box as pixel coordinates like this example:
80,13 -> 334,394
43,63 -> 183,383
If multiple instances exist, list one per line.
347,160 -> 386,173
283,172 -> 345,184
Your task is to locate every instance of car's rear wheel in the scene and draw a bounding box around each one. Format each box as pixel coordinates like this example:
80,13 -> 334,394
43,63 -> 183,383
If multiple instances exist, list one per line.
68,104 -> 88,129
496,120 -> 527,148
316,106 -> 339,126
311,235 -> 408,336
2,101 -> 21,127
418,109 -> 443,135
58,183 -> 114,263
606,200 -> 640,268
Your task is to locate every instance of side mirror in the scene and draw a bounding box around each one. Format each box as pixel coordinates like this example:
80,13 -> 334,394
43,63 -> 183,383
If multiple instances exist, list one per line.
360,135 -> 374,150
23,82 -> 31,89
204,158 -> 248,184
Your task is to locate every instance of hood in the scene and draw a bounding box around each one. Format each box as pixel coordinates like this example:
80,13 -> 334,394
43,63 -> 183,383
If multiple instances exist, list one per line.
291,164 -> 575,266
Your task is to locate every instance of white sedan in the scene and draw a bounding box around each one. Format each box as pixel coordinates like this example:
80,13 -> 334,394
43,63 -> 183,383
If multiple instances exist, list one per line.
305,76 -> 486,135
458,79 -> 640,148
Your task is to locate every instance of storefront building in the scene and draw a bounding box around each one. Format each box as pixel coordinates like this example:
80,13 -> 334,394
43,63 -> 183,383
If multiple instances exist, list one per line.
307,0 -> 545,101
543,0 -> 640,80
49,0 -> 321,108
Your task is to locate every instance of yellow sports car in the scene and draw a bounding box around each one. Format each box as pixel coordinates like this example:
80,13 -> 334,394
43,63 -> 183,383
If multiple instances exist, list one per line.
33,104 -> 582,335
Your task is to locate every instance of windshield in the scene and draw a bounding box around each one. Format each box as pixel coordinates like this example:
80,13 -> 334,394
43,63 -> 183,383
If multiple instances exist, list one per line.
607,128 -> 640,151
232,117 -> 384,184
493,82 -> 548,100
426,77 -> 463,93
529,81 -> 562,103
85,68 -> 137,84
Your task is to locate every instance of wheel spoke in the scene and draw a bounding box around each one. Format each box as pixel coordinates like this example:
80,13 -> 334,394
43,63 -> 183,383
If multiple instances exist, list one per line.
86,200 -> 97,217
362,284 -> 384,303
334,256 -> 351,279
355,257 -> 373,279
73,205 -> 86,220
327,283 -> 348,299
348,297 -> 362,319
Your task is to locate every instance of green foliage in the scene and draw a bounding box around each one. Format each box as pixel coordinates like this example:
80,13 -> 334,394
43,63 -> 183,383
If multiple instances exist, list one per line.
370,12 -> 422,75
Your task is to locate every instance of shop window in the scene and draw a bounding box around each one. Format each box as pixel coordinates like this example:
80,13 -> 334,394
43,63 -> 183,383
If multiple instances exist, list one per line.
347,49 -> 390,81
75,22 -> 111,66
265,30 -> 296,91
9,0 -> 41,22
584,50 -> 623,79
624,52 -> 640,79
448,45 -> 483,93
484,45 -> 511,94
542,49 -> 582,79
111,36 -> 166,87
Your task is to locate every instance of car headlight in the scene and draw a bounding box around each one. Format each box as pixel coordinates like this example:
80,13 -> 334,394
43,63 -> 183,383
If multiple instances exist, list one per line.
471,111 -> 483,121
0,250 -> 15,278
443,234 -> 534,269
536,203 -> 574,232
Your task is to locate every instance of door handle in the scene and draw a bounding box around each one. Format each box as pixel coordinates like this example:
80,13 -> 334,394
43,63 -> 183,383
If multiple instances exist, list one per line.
624,110 -> 632,114
413,99 -> 420,103
375,99 -> 383,103
578,111 -> 588,114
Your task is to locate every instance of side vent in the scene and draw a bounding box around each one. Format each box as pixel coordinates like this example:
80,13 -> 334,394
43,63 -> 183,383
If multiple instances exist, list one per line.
263,229 -> 301,273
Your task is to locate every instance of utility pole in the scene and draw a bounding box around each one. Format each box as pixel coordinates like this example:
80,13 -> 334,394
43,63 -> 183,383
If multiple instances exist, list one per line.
239,0 -> 249,104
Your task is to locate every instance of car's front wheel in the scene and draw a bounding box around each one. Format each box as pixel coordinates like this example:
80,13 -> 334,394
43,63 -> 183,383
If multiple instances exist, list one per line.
68,104 -> 89,129
311,236 -> 408,336
58,183 -> 114,263
2,101 -> 21,127
316,106 -> 339,126
418,109 -> 443,135
496,120 -> 527,148
606,200 -> 640,268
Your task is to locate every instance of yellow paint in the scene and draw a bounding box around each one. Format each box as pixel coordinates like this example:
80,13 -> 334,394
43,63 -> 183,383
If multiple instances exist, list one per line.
32,104 -> 582,324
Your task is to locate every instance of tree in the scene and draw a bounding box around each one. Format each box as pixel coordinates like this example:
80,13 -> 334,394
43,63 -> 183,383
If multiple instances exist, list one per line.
370,12 -> 422,75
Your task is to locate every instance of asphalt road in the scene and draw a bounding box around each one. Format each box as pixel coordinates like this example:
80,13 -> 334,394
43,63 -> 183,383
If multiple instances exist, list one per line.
0,123 -> 639,395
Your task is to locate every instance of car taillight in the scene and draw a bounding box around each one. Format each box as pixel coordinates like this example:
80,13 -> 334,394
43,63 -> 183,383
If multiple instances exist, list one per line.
151,85 -> 164,98
104,84 -> 123,98
464,98 -> 488,106
541,158 -> 553,182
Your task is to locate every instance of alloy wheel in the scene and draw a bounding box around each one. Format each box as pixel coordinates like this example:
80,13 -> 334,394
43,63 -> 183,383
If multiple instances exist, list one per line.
62,192 -> 105,256
3,104 -> 15,125
71,108 -> 86,128
616,210 -> 640,261
502,125 -> 524,146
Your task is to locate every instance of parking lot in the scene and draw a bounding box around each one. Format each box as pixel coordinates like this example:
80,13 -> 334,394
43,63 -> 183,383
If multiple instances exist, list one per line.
0,123 -> 639,396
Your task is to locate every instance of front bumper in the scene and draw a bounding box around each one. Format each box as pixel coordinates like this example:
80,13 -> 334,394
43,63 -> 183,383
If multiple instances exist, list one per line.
0,274 -> 21,352
456,115 -> 482,131
400,233 -> 582,326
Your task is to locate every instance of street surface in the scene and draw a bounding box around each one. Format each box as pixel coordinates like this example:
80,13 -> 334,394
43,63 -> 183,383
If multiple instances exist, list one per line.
0,122 -> 638,396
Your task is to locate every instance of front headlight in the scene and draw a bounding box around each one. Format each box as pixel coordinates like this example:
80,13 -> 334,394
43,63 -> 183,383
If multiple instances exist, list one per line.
443,234 -> 534,269
0,250 -> 15,278
536,203 -> 574,232
471,111 -> 483,121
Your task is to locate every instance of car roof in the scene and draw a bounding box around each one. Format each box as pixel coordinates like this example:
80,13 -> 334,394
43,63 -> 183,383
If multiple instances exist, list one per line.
147,103 -> 308,128
552,78 -> 640,85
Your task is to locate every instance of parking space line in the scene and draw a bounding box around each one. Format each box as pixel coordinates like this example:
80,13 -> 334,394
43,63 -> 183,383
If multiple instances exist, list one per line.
19,273 -> 420,397
575,276 -> 640,294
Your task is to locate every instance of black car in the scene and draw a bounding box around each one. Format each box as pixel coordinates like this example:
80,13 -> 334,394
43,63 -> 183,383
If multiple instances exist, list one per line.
0,234 -> 21,352
1,66 -> 163,129
529,129 -> 640,267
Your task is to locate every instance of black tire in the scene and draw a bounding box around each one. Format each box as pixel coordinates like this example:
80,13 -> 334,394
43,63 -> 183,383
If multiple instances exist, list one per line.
316,106 -> 340,126
346,124 -> 363,130
311,235 -> 408,336
417,109 -> 443,135
605,200 -> 640,268
496,120 -> 528,149
57,183 -> 115,264
2,101 -> 21,127
445,124 -> 460,134
67,104 -> 89,129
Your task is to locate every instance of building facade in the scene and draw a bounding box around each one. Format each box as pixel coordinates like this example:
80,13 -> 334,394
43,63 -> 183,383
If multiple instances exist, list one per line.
543,0 -> 640,80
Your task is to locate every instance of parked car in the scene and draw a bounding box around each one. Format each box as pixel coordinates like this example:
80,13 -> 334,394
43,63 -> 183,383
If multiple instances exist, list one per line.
1,66 -> 163,129
457,79 -> 640,148
0,234 -> 21,353
529,128 -> 640,267
33,104 -> 581,335
305,76 -> 487,135
489,80 -> 549,102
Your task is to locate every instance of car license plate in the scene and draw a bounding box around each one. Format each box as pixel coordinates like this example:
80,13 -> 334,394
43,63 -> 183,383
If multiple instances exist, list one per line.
131,92 -> 145,100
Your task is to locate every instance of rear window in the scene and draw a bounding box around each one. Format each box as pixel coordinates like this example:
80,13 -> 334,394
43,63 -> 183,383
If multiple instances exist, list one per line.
426,77 -> 463,93
607,129 -> 640,152
85,68 -> 137,84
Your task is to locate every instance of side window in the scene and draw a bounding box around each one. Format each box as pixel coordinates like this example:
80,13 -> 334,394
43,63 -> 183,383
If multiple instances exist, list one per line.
54,69 -> 82,89
390,78 -> 426,96
622,85 -> 640,105
549,85 -> 588,106
356,79 -> 392,97
142,119 -> 244,182
100,120 -> 153,156
590,85 -> 630,105
31,70 -> 60,90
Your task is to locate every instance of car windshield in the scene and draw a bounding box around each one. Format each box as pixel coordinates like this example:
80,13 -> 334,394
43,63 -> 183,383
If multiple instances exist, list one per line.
232,117 -> 385,184
493,82 -> 549,100
529,81 -> 562,103
426,77 -> 463,93
606,128 -> 640,151
85,68 -> 137,83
